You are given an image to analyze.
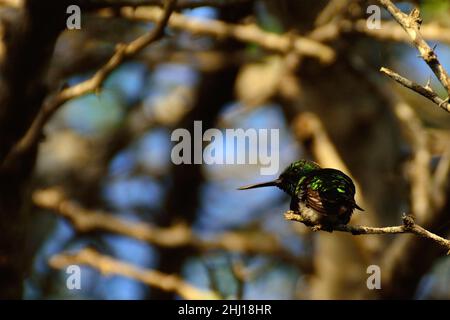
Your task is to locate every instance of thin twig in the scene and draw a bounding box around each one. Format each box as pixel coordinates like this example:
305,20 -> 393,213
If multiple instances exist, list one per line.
49,248 -> 220,299
359,20 -> 450,45
378,0 -> 450,95
86,0 -> 253,10
201,258 -> 225,299
432,142 -> 450,210
1,0 -> 178,169
0,0 -> 22,8
378,0 -> 450,112
119,6 -> 335,63
228,256 -> 246,300
310,20 -> 450,45
314,0 -> 354,27
380,67 -> 450,113
284,211 -> 450,254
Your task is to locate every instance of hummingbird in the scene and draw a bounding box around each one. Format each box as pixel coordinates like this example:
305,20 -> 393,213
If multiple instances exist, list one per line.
238,160 -> 364,231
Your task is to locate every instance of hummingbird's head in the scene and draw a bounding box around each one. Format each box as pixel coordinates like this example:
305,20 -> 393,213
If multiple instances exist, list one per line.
237,160 -> 321,196
277,160 -> 321,195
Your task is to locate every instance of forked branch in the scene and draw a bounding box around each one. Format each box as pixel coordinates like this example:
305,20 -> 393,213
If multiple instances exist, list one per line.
378,0 -> 450,113
284,211 -> 450,254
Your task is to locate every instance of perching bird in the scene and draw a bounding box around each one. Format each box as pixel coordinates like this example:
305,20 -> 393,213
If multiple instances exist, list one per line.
238,160 -> 363,231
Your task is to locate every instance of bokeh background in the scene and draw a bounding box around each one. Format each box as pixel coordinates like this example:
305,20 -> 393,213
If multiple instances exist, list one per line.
0,0 -> 449,300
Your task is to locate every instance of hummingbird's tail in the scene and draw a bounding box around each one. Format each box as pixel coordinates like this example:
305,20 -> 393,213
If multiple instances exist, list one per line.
237,179 -> 281,190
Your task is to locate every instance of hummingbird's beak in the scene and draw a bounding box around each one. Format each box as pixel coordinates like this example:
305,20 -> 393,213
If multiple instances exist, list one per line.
237,179 -> 281,190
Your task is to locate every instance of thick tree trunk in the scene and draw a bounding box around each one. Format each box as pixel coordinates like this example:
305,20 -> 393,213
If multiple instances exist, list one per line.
0,1 -> 68,298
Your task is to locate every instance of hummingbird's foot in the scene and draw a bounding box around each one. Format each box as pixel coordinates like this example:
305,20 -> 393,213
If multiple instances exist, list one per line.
310,224 -> 334,233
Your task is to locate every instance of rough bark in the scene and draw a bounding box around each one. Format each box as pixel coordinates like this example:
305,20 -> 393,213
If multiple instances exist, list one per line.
0,1 -> 69,298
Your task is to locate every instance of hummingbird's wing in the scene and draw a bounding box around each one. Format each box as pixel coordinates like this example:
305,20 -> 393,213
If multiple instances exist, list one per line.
299,169 -> 361,216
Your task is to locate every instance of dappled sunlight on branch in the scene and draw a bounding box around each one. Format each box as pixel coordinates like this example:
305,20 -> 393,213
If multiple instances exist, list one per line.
49,248 -> 220,300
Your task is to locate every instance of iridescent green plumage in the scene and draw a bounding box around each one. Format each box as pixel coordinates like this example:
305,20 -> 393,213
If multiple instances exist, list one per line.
238,160 -> 363,229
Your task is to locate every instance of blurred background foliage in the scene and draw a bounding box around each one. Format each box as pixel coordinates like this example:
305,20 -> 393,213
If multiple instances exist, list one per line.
8,0 -> 449,299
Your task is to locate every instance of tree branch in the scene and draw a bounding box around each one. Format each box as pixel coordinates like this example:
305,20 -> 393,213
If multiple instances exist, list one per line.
380,67 -> 450,113
284,211 -> 450,254
49,248 -> 220,299
378,0 -> 450,112
118,6 -> 335,63
33,188 -> 311,271
84,0 -> 253,10
359,19 -> 450,45
1,0 -> 178,169
310,19 -> 450,45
